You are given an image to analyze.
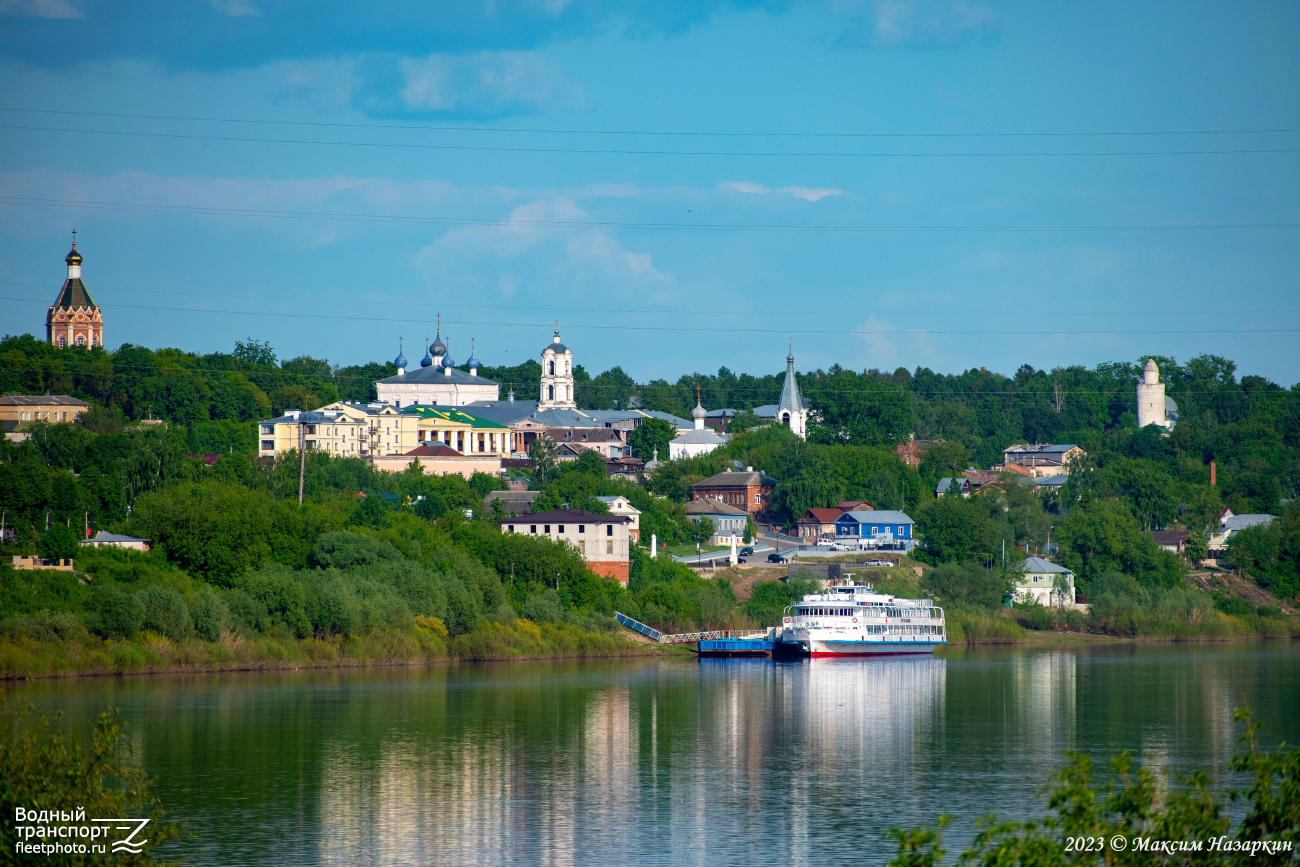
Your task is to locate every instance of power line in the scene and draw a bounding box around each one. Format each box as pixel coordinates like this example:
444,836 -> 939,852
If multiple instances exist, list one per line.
2,279 -> 1298,319
3,295 -> 1298,336
4,123 -> 1299,158
3,106 -> 1298,140
0,352 -> 1289,397
4,195 -> 1298,234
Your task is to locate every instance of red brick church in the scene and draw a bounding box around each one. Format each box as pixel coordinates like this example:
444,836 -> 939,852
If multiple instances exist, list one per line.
47,231 -> 103,349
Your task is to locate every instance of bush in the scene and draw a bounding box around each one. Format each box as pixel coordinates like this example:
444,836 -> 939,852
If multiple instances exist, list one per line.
0,612 -> 86,643
925,562 -> 1008,609
191,585 -> 230,641
521,590 -> 565,625
136,584 -> 193,640
224,587 -> 271,634
84,585 -> 145,639
311,531 -> 404,570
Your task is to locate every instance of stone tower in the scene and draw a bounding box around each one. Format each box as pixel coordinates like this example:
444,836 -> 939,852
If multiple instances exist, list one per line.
538,324 -> 576,410
47,232 -> 103,349
1136,359 -> 1171,430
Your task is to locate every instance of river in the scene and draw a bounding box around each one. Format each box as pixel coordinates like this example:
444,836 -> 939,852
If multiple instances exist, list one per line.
11,642 -> 1299,866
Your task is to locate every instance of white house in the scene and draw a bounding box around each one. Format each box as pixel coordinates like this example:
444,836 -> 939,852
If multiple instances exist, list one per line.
669,398 -> 729,459
1013,556 -> 1075,607
595,495 -> 642,543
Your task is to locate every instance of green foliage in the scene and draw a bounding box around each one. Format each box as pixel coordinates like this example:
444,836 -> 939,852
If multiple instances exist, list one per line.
915,497 -> 1000,564
743,577 -> 821,625
886,709 -> 1299,867
627,418 -> 675,462
0,695 -> 179,864
311,531 -> 404,570
347,494 -> 391,530
84,585 -> 145,639
1055,500 -> 1183,588
1228,502 -> 1300,601
924,562 -> 1009,608
135,584 -> 192,640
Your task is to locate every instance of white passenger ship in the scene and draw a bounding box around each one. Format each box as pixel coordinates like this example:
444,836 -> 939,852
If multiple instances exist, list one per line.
776,582 -> 945,657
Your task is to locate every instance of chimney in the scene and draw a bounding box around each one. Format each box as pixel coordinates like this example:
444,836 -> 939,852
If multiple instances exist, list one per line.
1210,461 -> 1216,487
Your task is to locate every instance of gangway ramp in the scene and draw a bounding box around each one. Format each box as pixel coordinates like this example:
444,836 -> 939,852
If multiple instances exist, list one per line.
614,612 -> 768,645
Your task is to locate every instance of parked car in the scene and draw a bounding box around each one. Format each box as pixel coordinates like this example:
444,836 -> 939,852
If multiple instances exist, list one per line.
736,558 -> 747,565
739,546 -> 755,556
767,552 -> 789,563
814,538 -> 835,547
830,542 -> 854,552
864,558 -> 894,567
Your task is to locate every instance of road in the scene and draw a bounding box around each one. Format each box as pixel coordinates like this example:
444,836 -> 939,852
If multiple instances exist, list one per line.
672,545 -> 773,565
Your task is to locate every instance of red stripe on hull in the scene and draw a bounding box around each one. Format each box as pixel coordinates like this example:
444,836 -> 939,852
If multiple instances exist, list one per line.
809,649 -> 936,657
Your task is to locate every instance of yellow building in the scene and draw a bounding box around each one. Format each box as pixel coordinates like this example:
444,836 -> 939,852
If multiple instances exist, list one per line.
404,406 -> 512,459
257,402 -> 419,460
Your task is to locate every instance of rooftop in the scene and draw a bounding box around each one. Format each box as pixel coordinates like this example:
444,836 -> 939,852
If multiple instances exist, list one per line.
837,509 -> 914,525
377,365 -> 497,386
1017,556 -> 1073,575
692,469 -> 778,488
0,394 -> 90,407
685,499 -> 750,516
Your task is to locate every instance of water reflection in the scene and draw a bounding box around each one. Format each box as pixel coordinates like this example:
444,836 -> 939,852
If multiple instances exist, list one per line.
7,645 -> 1299,867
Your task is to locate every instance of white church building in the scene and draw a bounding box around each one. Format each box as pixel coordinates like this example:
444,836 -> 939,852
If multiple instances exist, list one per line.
375,325 -> 499,407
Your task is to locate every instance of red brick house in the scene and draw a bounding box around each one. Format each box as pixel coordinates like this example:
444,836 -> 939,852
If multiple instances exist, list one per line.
690,468 -> 777,515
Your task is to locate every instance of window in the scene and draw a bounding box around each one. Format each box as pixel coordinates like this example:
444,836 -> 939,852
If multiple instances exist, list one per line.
754,493 -> 760,504
606,540 -> 613,555
578,525 -> 585,533
508,525 -> 515,533
76,335 -> 85,346
579,541 -> 585,554
548,386 -> 554,400
261,440 -> 274,450
606,525 -> 613,536
558,525 -> 565,533
544,525 -> 551,533
530,525 -> 537,534
58,337 -> 66,347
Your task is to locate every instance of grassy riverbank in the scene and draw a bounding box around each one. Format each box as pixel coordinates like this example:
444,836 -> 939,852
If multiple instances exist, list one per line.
0,616 -> 657,679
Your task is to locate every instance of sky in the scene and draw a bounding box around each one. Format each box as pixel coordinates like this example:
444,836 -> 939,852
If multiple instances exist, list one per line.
0,0 -> 1297,386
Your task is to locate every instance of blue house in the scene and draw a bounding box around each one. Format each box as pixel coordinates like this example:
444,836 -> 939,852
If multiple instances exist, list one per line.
834,510 -> 916,550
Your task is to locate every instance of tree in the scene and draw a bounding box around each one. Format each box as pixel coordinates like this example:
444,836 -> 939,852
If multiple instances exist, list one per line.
528,437 -> 560,488
233,338 -> 277,368
1054,499 -> 1182,587
627,418 -> 675,462
915,497 -> 998,564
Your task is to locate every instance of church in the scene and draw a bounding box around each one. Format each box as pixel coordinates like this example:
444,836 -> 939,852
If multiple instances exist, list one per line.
47,232 -> 103,349
375,323 -> 499,407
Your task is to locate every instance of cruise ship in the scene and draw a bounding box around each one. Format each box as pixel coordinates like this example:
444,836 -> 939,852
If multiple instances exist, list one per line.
775,581 -> 946,657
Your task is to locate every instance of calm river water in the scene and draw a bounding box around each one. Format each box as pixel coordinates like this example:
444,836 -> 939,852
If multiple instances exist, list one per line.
11,642 -> 1300,866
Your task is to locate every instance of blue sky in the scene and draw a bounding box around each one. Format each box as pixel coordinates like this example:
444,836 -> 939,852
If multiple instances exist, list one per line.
1,0 -> 1297,385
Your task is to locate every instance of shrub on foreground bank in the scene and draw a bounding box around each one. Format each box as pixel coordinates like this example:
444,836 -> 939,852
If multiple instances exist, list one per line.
0,693 -> 179,864
887,709 -> 1299,867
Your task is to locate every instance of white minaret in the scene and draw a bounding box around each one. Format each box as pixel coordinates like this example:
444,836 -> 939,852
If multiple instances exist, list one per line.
1136,358 -> 1169,429
538,323 -> 576,410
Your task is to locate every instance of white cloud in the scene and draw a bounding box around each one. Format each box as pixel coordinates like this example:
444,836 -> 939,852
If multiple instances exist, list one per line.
835,0 -> 995,48
417,197 -> 669,290
719,181 -> 771,195
397,51 -> 585,114
210,0 -> 260,16
0,0 -> 80,18
719,181 -> 843,201
781,186 -> 843,202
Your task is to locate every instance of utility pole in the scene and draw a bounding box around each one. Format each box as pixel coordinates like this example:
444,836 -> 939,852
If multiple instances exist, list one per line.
298,420 -> 306,505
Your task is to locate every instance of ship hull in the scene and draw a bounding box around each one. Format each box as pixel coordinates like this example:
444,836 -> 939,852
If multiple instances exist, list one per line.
777,637 -> 943,657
